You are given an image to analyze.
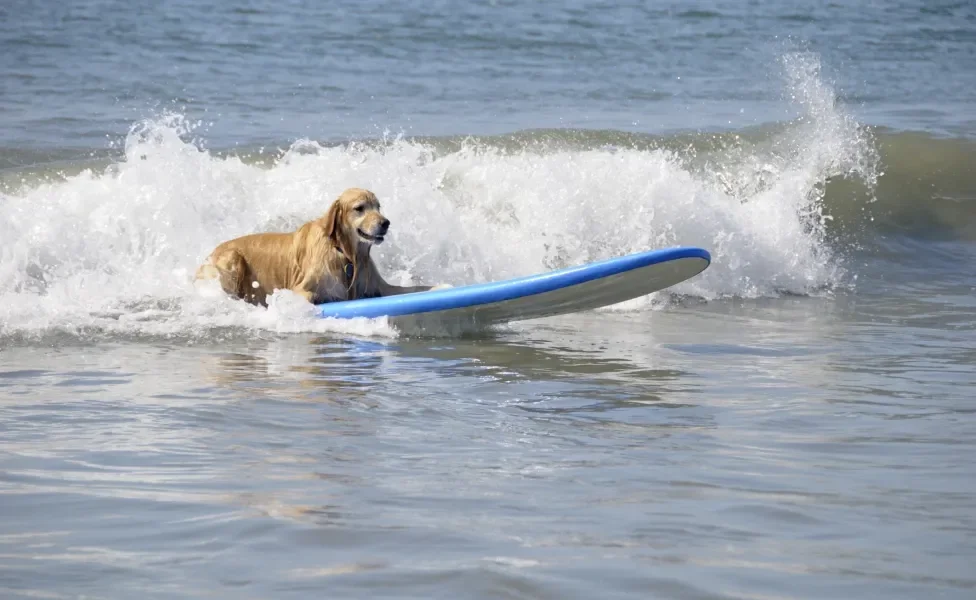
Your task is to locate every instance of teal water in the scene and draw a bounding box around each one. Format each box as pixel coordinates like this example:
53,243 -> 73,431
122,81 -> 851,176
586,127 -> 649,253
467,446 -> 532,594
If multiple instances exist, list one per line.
1,1 -> 975,599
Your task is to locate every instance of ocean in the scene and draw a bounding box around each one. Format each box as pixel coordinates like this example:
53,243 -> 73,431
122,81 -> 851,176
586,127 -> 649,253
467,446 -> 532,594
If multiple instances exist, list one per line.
1,1 -> 975,598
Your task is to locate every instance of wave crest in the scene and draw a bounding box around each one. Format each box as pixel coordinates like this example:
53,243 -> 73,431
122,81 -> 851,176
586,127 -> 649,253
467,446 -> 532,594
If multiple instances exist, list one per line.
0,52 -> 883,341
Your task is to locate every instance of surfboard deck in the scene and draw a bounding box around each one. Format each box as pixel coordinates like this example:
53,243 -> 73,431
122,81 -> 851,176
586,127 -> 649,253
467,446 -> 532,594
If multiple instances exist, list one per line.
314,246 -> 710,330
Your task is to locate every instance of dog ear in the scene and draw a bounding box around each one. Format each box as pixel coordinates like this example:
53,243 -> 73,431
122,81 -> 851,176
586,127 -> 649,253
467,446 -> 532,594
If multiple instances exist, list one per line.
321,199 -> 342,240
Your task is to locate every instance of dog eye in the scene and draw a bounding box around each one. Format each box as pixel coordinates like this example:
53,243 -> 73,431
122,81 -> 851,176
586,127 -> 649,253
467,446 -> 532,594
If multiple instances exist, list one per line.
354,205 -> 365,213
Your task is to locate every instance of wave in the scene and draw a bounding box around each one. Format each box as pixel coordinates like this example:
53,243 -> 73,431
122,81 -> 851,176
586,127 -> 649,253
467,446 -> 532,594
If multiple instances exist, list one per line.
2,52 -> 956,342
5,127 -> 974,242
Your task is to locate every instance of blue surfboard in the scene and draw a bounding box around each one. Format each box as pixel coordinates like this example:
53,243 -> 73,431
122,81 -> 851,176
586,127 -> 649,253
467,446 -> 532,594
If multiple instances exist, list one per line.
314,246 -> 710,330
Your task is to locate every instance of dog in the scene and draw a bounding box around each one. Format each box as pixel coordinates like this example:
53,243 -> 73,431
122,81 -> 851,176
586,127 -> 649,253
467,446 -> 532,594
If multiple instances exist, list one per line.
194,187 -> 448,306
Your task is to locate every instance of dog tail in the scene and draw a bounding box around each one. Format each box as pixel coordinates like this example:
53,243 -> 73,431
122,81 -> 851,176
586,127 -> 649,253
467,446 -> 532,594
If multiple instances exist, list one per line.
195,249 -> 249,301
194,260 -> 220,282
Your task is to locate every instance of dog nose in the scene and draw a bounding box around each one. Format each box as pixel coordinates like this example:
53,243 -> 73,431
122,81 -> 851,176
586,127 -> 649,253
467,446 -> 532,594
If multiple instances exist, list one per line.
380,219 -> 390,233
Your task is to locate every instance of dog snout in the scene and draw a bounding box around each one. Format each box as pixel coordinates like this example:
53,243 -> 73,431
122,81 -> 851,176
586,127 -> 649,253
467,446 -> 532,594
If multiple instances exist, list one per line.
379,218 -> 390,234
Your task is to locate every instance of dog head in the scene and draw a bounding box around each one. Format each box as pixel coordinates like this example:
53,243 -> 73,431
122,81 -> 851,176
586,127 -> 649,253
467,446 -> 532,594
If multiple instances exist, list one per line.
322,188 -> 391,248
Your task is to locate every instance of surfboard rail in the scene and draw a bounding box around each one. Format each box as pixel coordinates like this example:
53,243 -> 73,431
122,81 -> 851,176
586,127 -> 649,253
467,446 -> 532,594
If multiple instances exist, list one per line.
314,246 -> 711,321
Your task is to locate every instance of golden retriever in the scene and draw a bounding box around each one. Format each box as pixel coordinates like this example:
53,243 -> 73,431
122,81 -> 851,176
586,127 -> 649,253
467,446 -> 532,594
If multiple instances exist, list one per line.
194,187 -> 448,306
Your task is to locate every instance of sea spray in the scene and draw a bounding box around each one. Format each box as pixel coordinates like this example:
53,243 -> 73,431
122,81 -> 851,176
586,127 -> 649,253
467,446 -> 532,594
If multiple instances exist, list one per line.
0,53 -> 880,341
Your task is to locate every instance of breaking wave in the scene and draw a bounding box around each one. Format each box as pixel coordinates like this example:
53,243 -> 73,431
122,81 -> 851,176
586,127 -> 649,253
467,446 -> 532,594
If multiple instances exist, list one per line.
0,53 -> 907,342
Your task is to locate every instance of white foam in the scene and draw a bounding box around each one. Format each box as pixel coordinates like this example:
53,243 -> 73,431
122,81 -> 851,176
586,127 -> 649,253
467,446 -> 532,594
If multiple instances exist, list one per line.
0,52 -> 877,341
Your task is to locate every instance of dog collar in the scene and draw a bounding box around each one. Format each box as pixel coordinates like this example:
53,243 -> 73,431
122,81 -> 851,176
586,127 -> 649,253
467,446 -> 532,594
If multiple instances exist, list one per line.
335,247 -> 354,282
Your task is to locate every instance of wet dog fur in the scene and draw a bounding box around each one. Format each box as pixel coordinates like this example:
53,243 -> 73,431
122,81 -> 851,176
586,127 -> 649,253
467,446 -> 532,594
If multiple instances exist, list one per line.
194,187 -> 447,306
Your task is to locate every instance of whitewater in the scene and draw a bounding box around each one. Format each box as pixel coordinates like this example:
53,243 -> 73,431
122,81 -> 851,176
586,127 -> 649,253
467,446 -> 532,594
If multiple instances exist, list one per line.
0,54 -> 880,342
3,1 -> 976,599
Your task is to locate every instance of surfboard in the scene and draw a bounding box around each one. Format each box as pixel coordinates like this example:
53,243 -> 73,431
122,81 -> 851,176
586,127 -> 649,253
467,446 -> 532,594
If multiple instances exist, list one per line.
314,246 -> 711,331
